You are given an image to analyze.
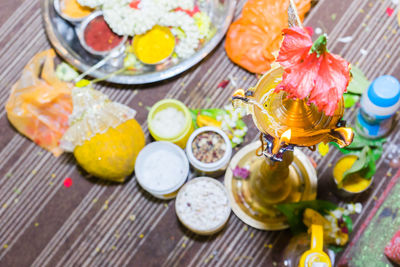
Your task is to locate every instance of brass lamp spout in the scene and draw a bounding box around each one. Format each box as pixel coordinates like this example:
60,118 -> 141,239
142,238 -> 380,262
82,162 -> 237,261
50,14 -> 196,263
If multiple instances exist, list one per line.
272,129 -> 292,155
329,127 -> 354,147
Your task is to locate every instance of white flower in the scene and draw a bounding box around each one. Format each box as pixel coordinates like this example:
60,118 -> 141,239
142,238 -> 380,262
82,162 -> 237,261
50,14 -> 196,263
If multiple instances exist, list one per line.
345,203 -> 363,214
354,203 -> 362,213
194,12 -> 212,39
234,129 -> 244,137
331,209 -> 343,219
232,136 -> 241,144
78,0 -> 104,8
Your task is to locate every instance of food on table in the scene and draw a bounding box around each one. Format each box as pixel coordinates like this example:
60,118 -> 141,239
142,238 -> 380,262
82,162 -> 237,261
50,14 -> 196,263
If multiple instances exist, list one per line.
148,99 -> 194,148
192,131 -> 226,163
175,177 -> 231,235
225,0 -> 311,74
77,0 -> 214,59
133,25 -> 175,64
60,86 -> 145,182
186,127 -> 232,177
275,27 -> 351,116
60,0 -> 93,19
5,49 -> 73,157
333,155 -> 372,193
385,229 -> 400,265
190,105 -> 248,147
135,142 -> 189,199
83,15 -> 124,52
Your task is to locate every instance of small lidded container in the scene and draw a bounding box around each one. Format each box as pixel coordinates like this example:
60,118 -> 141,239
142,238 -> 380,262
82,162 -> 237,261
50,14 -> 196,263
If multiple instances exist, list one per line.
135,142 -> 189,199
76,11 -> 127,56
186,127 -> 232,177
175,177 -> 231,235
148,99 -> 194,149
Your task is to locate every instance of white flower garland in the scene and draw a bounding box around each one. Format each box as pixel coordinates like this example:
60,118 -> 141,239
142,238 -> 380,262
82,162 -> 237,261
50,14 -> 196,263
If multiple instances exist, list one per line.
77,0 -> 104,8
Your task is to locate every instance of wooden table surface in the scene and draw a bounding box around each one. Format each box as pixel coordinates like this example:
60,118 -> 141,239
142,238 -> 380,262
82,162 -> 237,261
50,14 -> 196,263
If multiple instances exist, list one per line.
0,0 -> 400,266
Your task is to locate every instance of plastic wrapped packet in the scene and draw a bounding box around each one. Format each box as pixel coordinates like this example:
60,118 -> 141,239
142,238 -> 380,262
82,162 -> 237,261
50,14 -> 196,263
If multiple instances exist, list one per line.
5,49 -> 73,157
60,86 -> 145,182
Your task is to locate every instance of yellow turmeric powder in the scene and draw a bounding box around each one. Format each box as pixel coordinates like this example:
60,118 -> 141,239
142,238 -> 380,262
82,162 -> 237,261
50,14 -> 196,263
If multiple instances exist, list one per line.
333,155 -> 372,193
133,26 -> 175,64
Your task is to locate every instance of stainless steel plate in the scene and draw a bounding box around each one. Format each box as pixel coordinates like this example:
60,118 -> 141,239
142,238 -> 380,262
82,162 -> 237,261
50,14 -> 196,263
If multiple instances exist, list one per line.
42,0 -> 236,84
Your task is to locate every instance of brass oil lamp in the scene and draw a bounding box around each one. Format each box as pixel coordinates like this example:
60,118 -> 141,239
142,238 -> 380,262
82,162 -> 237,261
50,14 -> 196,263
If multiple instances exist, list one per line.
224,66 -> 353,230
224,1 -> 353,230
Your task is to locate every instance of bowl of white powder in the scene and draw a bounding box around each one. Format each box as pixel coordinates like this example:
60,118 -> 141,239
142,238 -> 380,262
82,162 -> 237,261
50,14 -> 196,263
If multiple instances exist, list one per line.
135,141 -> 189,199
148,99 -> 194,149
175,177 -> 231,235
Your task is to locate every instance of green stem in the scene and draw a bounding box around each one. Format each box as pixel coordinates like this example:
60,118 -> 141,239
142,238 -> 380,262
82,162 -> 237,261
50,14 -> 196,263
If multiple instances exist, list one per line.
91,67 -> 127,84
309,34 -> 329,57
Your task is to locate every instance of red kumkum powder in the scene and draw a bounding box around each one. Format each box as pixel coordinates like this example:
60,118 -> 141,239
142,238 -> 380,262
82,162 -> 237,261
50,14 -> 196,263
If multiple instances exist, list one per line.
84,16 -> 123,52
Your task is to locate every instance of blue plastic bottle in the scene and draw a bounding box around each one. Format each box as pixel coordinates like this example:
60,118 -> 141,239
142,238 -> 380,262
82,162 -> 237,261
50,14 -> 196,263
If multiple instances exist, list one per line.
356,75 -> 400,139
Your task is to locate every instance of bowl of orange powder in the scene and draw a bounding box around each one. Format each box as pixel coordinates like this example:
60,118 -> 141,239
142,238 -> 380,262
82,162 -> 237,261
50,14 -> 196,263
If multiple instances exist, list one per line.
54,0 -> 94,24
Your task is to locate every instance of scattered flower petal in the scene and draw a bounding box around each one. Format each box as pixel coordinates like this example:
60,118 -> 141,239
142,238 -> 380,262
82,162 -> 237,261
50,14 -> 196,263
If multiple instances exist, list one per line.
360,49 -> 368,56
217,80 -> 230,89
304,26 -> 314,36
233,166 -> 250,179
318,143 -> 330,156
63,177 -> 73,188
387,7 -> 395,16
338,36 -> 353,43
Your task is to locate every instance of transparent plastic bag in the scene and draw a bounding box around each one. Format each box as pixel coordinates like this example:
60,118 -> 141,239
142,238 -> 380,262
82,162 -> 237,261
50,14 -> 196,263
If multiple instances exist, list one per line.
5,49 -> 73,156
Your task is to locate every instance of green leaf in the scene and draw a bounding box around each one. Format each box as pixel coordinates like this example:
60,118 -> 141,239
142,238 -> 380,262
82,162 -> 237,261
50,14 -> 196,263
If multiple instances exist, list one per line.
236,119 -> 246,129
343,93 -> 360,108
345,131 -> 386,150
199,108 -> 226,119
343,215 -> 353,234
360,148 -> 377,180
189,109 -> 199,129
329,245 -> 344,253
347,66 -> 370,95
371,145 -> 383,161
276,200 -> 337,235
339,146 -> 370,187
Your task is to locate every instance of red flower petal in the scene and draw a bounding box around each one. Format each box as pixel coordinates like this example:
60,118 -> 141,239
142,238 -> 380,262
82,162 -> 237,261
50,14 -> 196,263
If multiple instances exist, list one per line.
275,27 -> 350,116
276,27 -> 312,69
310,53 -> 350,115
129,0 -> 140,9
63,177 -> 73,188
304,26 -> 314,36
217,80 -> 230,89
386,7 -> 394,17
175,5 -> 200,17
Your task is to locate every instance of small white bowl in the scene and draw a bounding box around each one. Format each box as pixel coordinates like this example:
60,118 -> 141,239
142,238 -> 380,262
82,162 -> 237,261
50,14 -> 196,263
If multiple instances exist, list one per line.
175,177 -> 231,235
135,141 -> 189,199
186,127 -> 232,177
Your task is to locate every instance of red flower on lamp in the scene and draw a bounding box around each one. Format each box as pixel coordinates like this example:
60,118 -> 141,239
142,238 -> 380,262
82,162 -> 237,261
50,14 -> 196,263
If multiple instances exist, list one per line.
275,27 -> 351,116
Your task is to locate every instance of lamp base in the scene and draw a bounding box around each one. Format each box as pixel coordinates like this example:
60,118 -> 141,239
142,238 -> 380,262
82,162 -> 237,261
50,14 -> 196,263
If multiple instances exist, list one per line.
224,141 -> 317,230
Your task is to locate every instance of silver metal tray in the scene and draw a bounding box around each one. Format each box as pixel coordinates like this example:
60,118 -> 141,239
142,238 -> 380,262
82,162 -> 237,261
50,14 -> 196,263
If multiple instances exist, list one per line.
42,0 -> 236,84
